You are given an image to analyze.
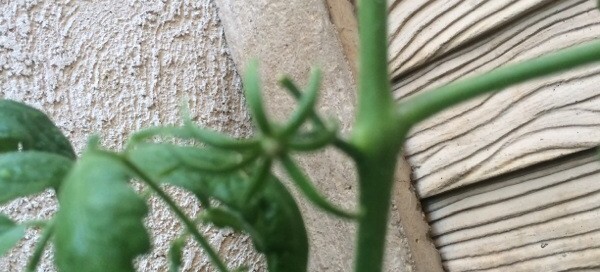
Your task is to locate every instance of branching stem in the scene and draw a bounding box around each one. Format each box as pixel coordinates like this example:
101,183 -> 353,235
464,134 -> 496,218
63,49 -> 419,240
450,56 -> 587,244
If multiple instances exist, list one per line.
120,157 -> 230,272
26,220 -> 54,272
352,1 -> 404,272
279,76 -> 362,158
397,40 -> 600,127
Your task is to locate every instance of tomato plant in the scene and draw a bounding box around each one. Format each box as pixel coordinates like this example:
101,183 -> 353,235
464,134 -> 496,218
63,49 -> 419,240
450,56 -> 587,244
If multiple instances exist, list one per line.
2,0 -> 600,271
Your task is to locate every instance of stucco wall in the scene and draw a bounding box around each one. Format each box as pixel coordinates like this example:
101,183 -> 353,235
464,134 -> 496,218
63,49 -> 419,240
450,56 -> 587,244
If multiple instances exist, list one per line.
0,0 -> 263,271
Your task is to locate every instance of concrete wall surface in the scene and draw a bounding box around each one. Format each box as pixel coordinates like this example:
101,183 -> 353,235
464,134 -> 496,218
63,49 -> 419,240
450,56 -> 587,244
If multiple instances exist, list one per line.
0,0 -> 264,271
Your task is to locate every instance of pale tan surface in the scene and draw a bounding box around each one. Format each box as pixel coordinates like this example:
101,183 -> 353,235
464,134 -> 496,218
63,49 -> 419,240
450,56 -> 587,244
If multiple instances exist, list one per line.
392,159 -> 444,272
424,150 -> 600,271
325,0 -> 359,78
394,0 -> 600,197
388,0 -> 554,79
215,0 -> 443,271
0,0 -> 263,271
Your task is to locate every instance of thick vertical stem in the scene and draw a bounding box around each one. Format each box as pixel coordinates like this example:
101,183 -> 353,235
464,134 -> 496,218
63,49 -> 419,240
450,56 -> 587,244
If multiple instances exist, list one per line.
355,153 -> 400,272
352,1 -> 406,271
353,0 -> 394,142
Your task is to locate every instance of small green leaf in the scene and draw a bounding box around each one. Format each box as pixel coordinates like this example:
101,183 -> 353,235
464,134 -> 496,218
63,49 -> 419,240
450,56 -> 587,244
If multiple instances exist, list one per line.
0,214 -> 26,256
280,153 -> 358,219
243,60 -> 273,135
0,100 -> 75,159
279,68 -> 322,137
0,151 -> 73,204
55,151 -> 150,272
279,76 -> 326,129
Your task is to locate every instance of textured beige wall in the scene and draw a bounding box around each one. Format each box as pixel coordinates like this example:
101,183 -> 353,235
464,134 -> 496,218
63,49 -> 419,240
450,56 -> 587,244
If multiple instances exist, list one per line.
1,1 -> 439,271
0,0 -> 263,271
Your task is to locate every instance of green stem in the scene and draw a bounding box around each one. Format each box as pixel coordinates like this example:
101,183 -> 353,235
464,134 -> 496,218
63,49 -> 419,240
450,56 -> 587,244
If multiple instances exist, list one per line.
279,76 -> 361,158
22,220 -> 48,229
354,155 -> 399,272
121,158 -> 230,272
26,220 -> 54,272
287,125 -> 337,151
397,39 -> 600,126
243,158 -> 272,203
353,0 -> 395,142
279,153 -> 358,219
279,68 -> 321,138
351,1 -> 406,271
244,60 -> 273,136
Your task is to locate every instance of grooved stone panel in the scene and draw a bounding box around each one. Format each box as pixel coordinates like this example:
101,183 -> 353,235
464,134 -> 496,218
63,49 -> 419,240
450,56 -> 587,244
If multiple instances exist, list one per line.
387,0 -> 553,79
394,0 -> 600,197
424,150 -> 600,271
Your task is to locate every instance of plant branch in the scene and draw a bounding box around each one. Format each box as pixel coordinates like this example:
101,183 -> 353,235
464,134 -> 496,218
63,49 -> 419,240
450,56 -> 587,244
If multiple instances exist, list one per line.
279,153 -> 358,219
126,126 -> 259,151
397,40 -> 600,127
279,68 -> 321,138
22,220 -> 48,229
352,1 -> 408,272
279,76 -> 362,159
243,158 -> 272,203
121,157 -> 230,272
26,220 -> 54,272
353,0 -> 395,140
244,60 -> 273,136
287,125 -> 338,151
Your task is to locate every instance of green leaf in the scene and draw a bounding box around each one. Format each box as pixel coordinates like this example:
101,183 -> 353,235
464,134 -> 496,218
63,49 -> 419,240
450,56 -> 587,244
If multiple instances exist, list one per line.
0,214 -> 26,256
126,143 -> 251,202
55,150 -> 150,272
251,176 -> 308,272
0,100 -> 75,159
127,143 -> 308,272
0,151 -> 73,204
